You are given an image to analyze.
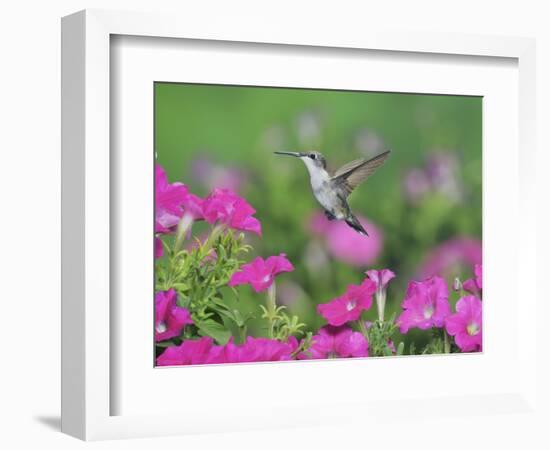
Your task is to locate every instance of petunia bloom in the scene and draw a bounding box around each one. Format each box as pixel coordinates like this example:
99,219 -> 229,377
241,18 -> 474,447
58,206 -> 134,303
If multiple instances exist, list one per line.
445,295 -> 482,352
463,264 -> 482,298
157,336 -> 296,366
402,152 -> 463,204
222,337 -> 296,363
156,336 -> 213,366
155,236 -> 164,259
366,269 -> 396,289
403,168 -> 430,203
155,289 -> 193,342
181,192 -> 205,221
277,281 -> 307,307
317,279 -> 376,326
309,212 -> 383,267
202,188 -> 262,236
228,254 -> 294,293
396,276 -> 451,333
307,326 -> 369,359
419,237 -> 482,279
475,264 -> 482,289
366,268 -> 396,321
425,152 -> 462,202
155,164 -> 189,233
191,156 -> 246,193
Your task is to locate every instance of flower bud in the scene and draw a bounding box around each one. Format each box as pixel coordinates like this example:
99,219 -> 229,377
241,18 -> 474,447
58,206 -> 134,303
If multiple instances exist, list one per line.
453,277 -> 462,292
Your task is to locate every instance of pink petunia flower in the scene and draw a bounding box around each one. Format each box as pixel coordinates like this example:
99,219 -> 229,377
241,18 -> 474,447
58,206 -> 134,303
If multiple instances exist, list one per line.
475,264 -> 482,289
156,336 -> 213,366
224,337 -> 296,363
402,152 -> 463,203
309,212 -> 383,267
228,254 -> 294,293
191,156 -> 246,193
202,188 -> 262,236
419,237 -> 482,279
277,281 -> 307,307
157,336 -> 296,366
317,279 -> 376,326
425,152 -> 462,202
155,164 -> 190,233
366,269 -> 396,288
445,295 -> 482,352
354,127 -> 386,157
366,268 -> 396,321
155,289 -> 193,342
181,192 -> 205,220
396,276 -> 451,333
403,168 -> 431,203
463,264 -> 483,297
307,326 -> 368,359
155,236 -> 164,259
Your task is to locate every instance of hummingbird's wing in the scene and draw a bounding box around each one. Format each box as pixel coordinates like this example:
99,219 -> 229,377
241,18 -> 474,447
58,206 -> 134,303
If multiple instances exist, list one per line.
331,150 -> 391,197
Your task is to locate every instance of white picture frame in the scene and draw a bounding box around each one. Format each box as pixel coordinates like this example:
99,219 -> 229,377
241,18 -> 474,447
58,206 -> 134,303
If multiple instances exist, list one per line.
61,9 -> 539,441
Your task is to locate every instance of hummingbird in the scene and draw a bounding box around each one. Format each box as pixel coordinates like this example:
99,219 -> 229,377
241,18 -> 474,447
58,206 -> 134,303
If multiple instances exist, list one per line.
274,150 -> 391,236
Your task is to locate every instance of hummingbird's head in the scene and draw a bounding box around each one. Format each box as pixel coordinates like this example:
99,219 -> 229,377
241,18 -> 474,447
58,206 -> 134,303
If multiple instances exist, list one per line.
274,150 -> 327,170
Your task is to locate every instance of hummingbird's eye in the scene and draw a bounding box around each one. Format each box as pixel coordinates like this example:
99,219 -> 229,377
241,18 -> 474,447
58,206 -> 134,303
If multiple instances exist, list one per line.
309,153 -> 316,159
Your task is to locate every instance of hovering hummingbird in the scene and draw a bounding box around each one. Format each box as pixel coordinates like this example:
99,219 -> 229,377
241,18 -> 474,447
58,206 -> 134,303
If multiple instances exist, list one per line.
274,150 -> 391,236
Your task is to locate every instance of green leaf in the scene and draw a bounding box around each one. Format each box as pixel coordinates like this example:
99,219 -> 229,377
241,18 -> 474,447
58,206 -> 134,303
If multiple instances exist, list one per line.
232,309 -> 245,327
196,319 -> 232,345
396,342 -> 405,356
210,297 -> 231,310
215,308 -> 237,323
155,341 -> 175,348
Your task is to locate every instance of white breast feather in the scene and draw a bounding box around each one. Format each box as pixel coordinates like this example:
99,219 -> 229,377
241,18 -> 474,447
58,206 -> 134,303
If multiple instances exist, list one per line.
302,158 -> 345,219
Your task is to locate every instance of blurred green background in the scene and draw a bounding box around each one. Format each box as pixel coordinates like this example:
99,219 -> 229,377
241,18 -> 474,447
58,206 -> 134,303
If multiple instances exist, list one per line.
155,82 -> 482,352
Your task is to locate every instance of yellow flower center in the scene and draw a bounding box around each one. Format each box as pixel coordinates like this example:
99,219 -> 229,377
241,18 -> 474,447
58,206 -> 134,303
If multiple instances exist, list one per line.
423,305 -> 434,319
467,322 -> 480,336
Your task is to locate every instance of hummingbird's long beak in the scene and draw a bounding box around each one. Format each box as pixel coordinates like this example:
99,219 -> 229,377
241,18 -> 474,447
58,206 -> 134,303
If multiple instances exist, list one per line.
274,151 -> 305,158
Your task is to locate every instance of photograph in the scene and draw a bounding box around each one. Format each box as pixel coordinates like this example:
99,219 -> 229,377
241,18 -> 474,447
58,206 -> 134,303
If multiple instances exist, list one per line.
153,82 -> 483,366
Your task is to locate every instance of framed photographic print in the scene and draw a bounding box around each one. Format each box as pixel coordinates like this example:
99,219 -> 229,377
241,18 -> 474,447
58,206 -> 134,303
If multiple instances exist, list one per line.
62,9 -> 540,442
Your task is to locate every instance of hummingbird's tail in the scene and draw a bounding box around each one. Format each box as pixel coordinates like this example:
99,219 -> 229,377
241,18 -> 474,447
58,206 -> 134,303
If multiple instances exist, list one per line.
345,213 -> 369,236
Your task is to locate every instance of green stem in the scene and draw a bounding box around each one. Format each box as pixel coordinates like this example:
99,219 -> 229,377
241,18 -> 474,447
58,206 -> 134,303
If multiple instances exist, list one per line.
239,324 -> 247,345
357,319 -> 369,338
444,329 -> 451,354
266,283 -> 277,339
174,214 -> 195,252
199,223 -> 225,258
376,289 -> 386,322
